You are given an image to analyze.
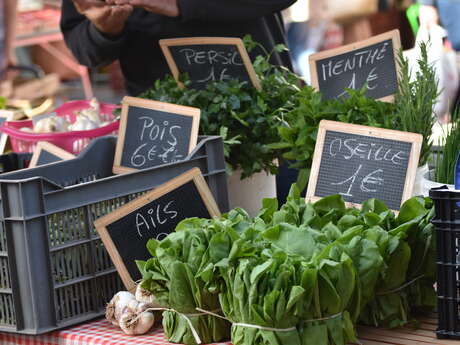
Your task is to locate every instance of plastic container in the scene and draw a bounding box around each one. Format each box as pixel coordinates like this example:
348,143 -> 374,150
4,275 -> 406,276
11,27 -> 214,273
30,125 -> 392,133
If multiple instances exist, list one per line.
0,135 -> 228,335
0,152 -> 31,173
0,100 -> 120,154
429,187 -> 460,339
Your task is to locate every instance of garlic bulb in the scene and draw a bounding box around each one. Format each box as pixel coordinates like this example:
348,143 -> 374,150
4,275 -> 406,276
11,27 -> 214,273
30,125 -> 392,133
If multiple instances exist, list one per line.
78,98 -> 101,125
34,117 -> 70,133
119,310 -> 155,335
106,291 -> 137,326
69,116 -> 98,131
135,285 -> 157,305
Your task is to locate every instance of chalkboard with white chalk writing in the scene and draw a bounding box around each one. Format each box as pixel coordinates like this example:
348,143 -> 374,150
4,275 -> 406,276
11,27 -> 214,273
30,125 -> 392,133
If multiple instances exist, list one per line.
160,37 -> 261,90
309,30 -> 401,101
94,168 -> 221,291
113,96 -> 200,174
306,120 -> 422,210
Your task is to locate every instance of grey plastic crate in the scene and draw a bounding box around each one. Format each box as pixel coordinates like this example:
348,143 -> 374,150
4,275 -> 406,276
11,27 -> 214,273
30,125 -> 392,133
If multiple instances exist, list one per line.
0,135 -> 228,334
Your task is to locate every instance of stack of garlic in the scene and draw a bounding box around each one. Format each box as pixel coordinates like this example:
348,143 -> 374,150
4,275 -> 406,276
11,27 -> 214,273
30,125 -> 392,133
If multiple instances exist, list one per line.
26,98 -> 111,134
106,286 -> 158,336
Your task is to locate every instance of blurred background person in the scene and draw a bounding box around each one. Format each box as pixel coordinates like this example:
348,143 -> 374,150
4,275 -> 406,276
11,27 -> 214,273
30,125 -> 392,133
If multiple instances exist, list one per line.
419,0 -> 460,50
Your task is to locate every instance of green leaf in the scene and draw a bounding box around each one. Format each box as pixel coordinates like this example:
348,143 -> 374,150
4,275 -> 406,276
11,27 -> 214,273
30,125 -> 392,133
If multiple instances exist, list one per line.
296,168 -> 310,192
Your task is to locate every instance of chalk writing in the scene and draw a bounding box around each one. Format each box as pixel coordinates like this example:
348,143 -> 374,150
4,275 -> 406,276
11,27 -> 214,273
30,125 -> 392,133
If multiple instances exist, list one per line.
168,43 -> 253,89
180,48 -> 244,66
327,137 -> 407,197
320,42 -> 389,81
135,200 -> 178,238
313,38 -> 398,100
328,138 -> 408,165
129,116 -> 185,168
314,128 -> 413,210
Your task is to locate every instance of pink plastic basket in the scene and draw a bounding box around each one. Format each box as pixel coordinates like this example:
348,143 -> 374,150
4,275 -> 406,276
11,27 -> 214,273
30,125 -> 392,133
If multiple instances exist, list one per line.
1,100 -> 120,154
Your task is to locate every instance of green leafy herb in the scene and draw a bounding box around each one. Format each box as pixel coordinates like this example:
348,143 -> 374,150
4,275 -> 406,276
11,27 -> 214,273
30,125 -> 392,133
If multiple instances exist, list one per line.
434,108 -> 460,184
394,42 -> 439,167
273,42 -> 438,189
141,36 -> 301,179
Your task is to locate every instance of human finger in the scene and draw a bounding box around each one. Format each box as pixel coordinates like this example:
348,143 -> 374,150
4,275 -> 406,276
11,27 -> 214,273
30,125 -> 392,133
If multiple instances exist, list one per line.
110,0 -> 130,6
111,4 -> 133,16
72,0 -> 106,12
124,0 -> 147,7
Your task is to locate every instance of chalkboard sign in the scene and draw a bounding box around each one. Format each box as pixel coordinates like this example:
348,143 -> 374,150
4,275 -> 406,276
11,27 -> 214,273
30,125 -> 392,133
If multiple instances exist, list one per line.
29,141 -> 75,168
0,111 -> 14,154
160,37 -> 261,90
306,120 -> 422,210
94,168 -> 221,291
113,96 -> 200,174
309,30 -> 401,101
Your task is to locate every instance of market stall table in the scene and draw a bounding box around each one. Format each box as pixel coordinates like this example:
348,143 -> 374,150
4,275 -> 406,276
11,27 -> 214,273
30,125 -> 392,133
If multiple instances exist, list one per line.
14,8 -> 93,99
1,315 -> 460,345
0,318 -> 231,345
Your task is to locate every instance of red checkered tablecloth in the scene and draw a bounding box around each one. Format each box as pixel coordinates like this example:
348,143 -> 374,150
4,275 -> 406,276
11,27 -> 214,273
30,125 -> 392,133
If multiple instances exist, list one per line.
0,318 -> 232,345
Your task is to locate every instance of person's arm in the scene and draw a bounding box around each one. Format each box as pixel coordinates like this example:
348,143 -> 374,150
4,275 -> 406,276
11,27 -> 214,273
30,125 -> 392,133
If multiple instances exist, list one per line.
4,0 -> 17,67
60,0 -> 131,68
178,0 -> 297,22
111,0 -> 297,22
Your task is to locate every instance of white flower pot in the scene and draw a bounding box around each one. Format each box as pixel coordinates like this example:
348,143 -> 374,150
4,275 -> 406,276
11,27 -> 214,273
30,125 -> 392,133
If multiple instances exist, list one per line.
227,169 -> 277,217
412,164 -> 429,197
413,164 -> 454,196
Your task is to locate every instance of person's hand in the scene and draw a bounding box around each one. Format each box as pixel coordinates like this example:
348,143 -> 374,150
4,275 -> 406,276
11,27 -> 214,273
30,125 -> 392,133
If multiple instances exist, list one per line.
107,0 -> 179,17
72,0 -> 133,36
419,5 -> 439,29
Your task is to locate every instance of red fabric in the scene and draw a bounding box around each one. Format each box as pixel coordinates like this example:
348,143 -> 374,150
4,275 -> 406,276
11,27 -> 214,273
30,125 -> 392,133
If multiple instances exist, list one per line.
0,318 -> 232,345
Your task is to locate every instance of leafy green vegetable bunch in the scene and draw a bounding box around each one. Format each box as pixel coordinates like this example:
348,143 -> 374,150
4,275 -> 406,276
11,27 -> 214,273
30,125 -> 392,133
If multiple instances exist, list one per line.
359,197 -> 436,328
136,225 -> 231,345
141,37 -> 301,179
215,216 -> 359,345
259,186 -> 435,328
137,188 -> 435,345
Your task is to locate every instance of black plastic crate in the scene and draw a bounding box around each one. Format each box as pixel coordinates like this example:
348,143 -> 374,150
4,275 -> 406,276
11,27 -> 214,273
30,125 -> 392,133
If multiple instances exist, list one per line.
0,135 -> 228,334
430,187 -> 460,339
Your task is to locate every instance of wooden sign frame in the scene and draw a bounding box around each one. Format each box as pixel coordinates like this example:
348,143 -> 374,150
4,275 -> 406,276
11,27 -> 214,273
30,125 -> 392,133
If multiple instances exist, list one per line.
309,30 -> 401,102
113,96 -> 201,175
94,168 -> 221,291
29,141 -> 76,168
306,120 -> 422,210
0,111 -> 14,154
159,37 -> 262,90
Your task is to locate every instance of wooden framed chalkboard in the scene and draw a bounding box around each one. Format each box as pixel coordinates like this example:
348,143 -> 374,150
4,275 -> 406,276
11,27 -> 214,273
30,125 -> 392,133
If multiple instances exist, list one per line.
160,37 -> 261,90
113,96 -> 200,174
94,168 -> 221,291
0,111 -> 14,154
29,141 -> 75,168
309,30 -> 401,102
306,120 -> 422,210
